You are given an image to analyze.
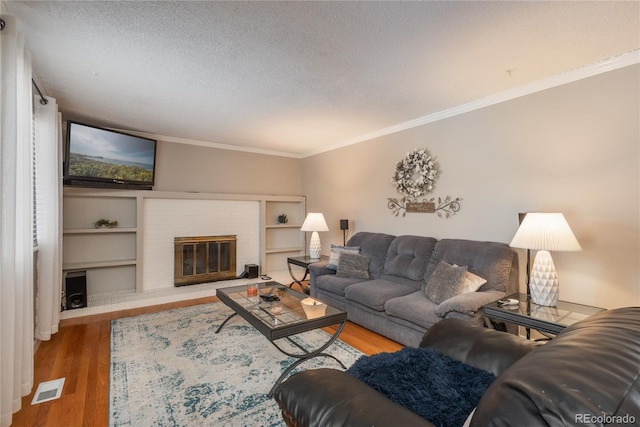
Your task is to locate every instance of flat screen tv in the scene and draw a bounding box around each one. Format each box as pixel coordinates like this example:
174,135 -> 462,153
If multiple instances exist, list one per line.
64,121 -> 157,189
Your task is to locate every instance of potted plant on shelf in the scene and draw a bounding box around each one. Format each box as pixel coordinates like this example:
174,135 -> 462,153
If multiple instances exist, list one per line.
277,213 -> 288,224
93,218 -> 118,228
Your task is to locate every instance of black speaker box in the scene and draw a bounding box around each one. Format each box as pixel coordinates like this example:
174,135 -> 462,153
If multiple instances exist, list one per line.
244,264 -> 259,279
65,271 -> 87,310
518,212 -> 527,225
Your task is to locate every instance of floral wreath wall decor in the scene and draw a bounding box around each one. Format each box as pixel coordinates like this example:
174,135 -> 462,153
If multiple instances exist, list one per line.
387,147 -> 462,219
392,147 -> 438,198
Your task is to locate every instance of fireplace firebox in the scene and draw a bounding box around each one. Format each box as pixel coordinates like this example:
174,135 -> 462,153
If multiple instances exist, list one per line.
174,235 -> 237,286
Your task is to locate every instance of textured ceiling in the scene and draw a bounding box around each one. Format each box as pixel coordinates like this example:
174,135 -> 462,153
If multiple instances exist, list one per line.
4,1 -> 640,157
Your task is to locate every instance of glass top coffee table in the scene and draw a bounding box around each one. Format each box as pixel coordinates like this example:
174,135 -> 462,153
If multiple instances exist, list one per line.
215,281 -> 348,396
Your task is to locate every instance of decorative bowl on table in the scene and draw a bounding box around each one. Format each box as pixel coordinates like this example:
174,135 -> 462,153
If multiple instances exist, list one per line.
301,298 -> 327,319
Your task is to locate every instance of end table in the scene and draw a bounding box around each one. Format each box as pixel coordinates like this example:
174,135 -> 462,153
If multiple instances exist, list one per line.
483,293 -> 605,338
287,255 -> 329,293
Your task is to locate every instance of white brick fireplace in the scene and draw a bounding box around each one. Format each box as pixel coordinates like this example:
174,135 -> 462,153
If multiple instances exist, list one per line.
142,198 -> 260,291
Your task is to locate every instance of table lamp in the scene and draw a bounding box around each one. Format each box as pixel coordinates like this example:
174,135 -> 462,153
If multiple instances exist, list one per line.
509,213 -> 581,306
301,213 -> 329,260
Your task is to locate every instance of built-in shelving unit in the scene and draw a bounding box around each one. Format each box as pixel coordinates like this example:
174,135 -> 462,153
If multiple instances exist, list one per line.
62,189 -> 142,295
62,188 -> 305,305
261,198 -> 307,273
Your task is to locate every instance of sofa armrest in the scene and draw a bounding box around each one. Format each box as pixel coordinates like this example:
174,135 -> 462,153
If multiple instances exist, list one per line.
435,290 -> 504,317
308,261 -> 334,277
308,261 -> 335,297
273,368 -> 435,427
419,318 -> 541,376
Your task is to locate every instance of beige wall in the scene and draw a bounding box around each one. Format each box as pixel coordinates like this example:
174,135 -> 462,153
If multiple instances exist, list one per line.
301,64 -> 640,309
154,142 -> 302,196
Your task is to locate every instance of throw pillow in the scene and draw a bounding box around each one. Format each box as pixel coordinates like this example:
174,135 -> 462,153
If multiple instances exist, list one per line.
424,261 -> 468,304
347,347 -> 495,427
336,252 -> 371,279
462,271 -> 486,292
453,265 -> 487,293
327,244 -> 361,270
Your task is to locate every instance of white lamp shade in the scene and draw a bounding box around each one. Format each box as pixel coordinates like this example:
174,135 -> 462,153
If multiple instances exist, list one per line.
301,213 -> 329,232
301,213 -> 328,259
510,212 -> 581,307
509,213 -> 581,252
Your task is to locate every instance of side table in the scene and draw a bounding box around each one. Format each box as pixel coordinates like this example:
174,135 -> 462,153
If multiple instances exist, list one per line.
483,293 -> 605,337
287,255 -> 329,293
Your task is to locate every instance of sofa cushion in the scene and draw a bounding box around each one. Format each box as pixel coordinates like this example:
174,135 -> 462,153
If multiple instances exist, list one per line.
346,232 -> 395,279
314,274 -> 362,297
336,252 -> 371,279
419,318 -> 542,377
327,244 -> 361,270
383,235 -> 437,285
424,261 -> 468,304
424,240 -> 516,293
344,279 -> 416,312
384,291 -> 441,329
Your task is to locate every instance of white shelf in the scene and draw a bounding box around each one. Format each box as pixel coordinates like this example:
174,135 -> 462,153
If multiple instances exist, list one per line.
265,246 -> 305,254
63,227 -> 137,234
63,259 -> 137,270
265,224 -> 302,229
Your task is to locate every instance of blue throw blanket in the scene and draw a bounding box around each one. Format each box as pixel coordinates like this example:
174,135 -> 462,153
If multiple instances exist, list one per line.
347,347 -> 495,427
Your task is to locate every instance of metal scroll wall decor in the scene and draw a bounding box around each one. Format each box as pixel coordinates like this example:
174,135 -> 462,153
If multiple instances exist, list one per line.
387,147 -> 462,219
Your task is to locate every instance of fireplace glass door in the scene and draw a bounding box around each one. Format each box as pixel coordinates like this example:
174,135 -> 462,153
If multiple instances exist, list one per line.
174,235 -> 237,286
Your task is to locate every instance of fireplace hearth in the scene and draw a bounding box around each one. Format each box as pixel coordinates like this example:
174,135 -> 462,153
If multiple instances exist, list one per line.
174,235 -> 237,286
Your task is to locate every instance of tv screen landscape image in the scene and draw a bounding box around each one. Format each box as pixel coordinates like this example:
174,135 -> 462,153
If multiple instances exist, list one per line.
65,121 -> 157,188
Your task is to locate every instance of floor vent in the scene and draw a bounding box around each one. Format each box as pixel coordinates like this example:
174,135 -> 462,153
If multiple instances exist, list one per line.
31,378 -> 65,405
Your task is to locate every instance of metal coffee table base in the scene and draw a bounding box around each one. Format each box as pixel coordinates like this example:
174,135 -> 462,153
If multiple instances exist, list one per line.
268,320 -> 347,397
215,314 -> 347,397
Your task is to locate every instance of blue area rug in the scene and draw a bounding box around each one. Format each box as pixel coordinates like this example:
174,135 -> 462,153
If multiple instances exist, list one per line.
109,302 -> 363,426
347,347 -> 495,427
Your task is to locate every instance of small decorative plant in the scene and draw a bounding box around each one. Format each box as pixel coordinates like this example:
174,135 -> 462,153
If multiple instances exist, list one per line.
277,213 -> 288,224
93,218 -> 118,228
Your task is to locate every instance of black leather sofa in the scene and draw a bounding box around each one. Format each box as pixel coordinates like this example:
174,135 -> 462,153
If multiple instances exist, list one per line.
273,307 -> 640,427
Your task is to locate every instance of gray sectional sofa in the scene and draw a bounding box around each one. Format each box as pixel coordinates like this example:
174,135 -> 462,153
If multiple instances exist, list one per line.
308,232 -> 519,346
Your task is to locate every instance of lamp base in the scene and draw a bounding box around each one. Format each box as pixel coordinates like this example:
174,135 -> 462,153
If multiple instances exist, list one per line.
309,231 -> 321,260
530,250 -> 559,307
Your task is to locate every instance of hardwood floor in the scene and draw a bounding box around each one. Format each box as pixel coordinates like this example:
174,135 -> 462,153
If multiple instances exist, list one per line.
11,294 -> 403,427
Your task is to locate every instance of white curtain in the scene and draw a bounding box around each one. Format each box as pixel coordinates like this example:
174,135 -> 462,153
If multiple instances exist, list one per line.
0,15 -> 35,427
34,96 -> 62,341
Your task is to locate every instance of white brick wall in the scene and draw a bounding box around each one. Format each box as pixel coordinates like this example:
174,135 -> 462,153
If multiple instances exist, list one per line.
142,198 -> 260,291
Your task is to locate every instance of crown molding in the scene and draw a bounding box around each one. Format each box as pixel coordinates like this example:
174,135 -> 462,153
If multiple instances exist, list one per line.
112,130 -> 302,159
301,49 -> 640,158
